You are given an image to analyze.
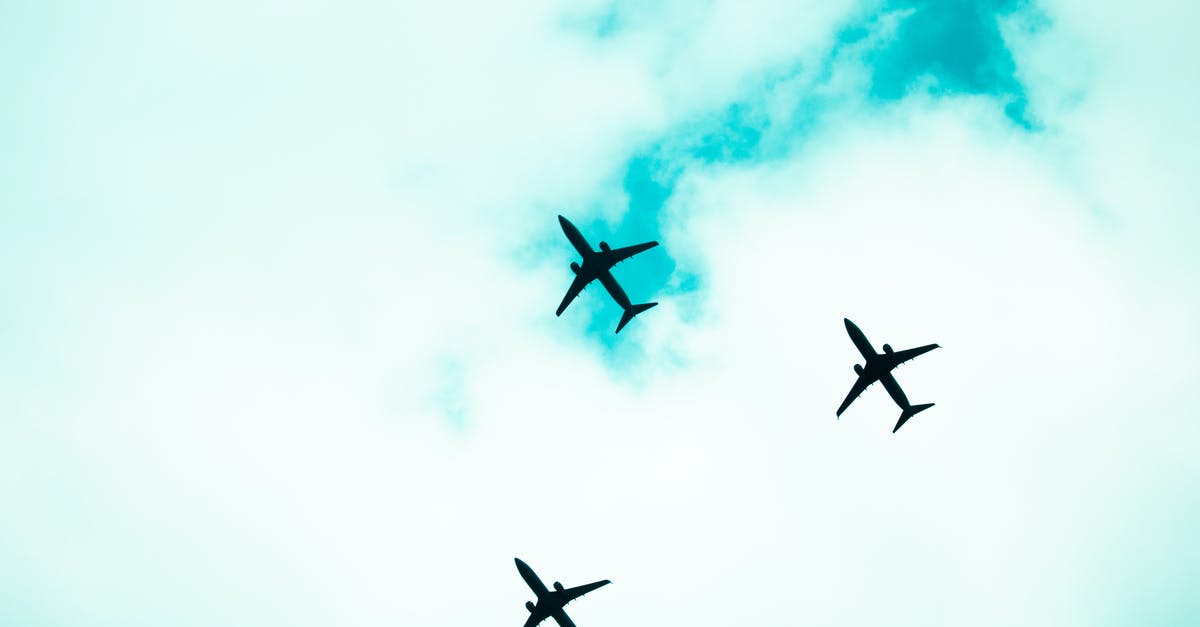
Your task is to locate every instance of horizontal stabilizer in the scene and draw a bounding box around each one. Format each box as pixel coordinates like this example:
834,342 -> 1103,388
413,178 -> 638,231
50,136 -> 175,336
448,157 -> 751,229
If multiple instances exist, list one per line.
615,302 -> 657,333
893,403 -> 934,433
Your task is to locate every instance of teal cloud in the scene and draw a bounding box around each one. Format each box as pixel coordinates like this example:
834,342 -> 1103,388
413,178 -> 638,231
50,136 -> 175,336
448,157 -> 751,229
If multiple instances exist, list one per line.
562,0 -> 1041,349
851,0 -> 1036,126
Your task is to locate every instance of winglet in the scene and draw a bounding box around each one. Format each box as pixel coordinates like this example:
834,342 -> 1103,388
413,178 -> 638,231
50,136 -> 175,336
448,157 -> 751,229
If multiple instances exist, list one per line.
893,403 -> 934,433
615,302 -> 657,333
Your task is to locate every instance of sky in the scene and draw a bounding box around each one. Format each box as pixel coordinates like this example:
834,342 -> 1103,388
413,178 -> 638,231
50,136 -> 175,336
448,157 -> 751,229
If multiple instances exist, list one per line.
2,1 -> 1199,626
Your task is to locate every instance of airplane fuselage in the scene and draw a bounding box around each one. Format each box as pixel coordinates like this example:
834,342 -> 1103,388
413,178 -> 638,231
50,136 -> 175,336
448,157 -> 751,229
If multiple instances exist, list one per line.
847,320 -> 914,410
516,557 -> 550,596
516,557 -> 611,627
557,215 -> 595,262
516,559 -> 556,622
559,216 -> 634,309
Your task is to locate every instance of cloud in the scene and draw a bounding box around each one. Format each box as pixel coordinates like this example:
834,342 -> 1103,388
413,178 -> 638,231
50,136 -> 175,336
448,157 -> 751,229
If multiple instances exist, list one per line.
1,1 -> 1198,626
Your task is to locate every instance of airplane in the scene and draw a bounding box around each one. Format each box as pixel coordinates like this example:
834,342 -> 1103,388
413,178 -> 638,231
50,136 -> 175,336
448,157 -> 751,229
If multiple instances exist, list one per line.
555,214 -> 660,333
515,558 -> 611,627
836,318 -> 940,432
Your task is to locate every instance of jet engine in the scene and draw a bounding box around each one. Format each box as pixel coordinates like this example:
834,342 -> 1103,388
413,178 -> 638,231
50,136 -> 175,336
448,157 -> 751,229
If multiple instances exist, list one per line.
570,262 -> 581,274
883,344 -> 893,354
599,241 -> 611,252
554,582 -> 564,592
526,602 -> 536,612
854,364 -> 864,375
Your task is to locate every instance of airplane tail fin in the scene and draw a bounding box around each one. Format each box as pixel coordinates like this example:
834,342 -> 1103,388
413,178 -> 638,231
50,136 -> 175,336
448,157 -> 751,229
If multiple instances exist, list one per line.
894,403 -> 934,433
615,302 -> 657,333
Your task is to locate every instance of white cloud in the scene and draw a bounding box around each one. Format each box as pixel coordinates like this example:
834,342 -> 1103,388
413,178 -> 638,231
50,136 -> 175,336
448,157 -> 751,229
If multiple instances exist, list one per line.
1003,0 -> 1200,265
1,1 -> 1198,626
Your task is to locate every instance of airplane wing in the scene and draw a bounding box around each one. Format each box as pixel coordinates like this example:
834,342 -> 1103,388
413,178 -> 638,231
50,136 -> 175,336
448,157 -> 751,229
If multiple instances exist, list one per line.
550,610 -> 577,627
836,375 -> 872,417
523,613 -> 545,627
556,274 -> 592,316
885,343 -> 939,369
561,580 -> 611,605
602,241 -> 658,266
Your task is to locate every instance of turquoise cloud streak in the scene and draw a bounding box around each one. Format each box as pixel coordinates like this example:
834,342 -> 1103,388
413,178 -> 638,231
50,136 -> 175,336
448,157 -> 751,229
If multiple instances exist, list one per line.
566,0 -> 1037,346
855,0 -> 1035,126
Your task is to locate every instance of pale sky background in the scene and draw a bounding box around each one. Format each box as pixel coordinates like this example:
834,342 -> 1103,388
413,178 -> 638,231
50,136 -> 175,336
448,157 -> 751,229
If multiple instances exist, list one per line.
2,1 -> 1199,626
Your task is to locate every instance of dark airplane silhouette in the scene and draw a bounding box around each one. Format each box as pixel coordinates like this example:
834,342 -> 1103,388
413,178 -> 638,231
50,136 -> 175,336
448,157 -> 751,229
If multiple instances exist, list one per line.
555,215 -> 659,333
837,318 -> 939,432
515,558 -> 610,627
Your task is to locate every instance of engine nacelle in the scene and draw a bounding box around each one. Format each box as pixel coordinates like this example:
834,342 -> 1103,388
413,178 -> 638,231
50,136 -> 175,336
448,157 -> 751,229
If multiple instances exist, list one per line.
599,241 -> 611,252
854,364 -> 864,375
570,262 -> 581,274
526,602 -> 536,613
883,344 -> 894,354
554,582 -> 564,592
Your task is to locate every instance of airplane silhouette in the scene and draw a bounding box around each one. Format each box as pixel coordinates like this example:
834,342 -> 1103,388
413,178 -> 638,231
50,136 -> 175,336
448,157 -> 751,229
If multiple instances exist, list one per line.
837,318 -> 940,432
555,215 -> 659,333
515,558 -> 610,627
